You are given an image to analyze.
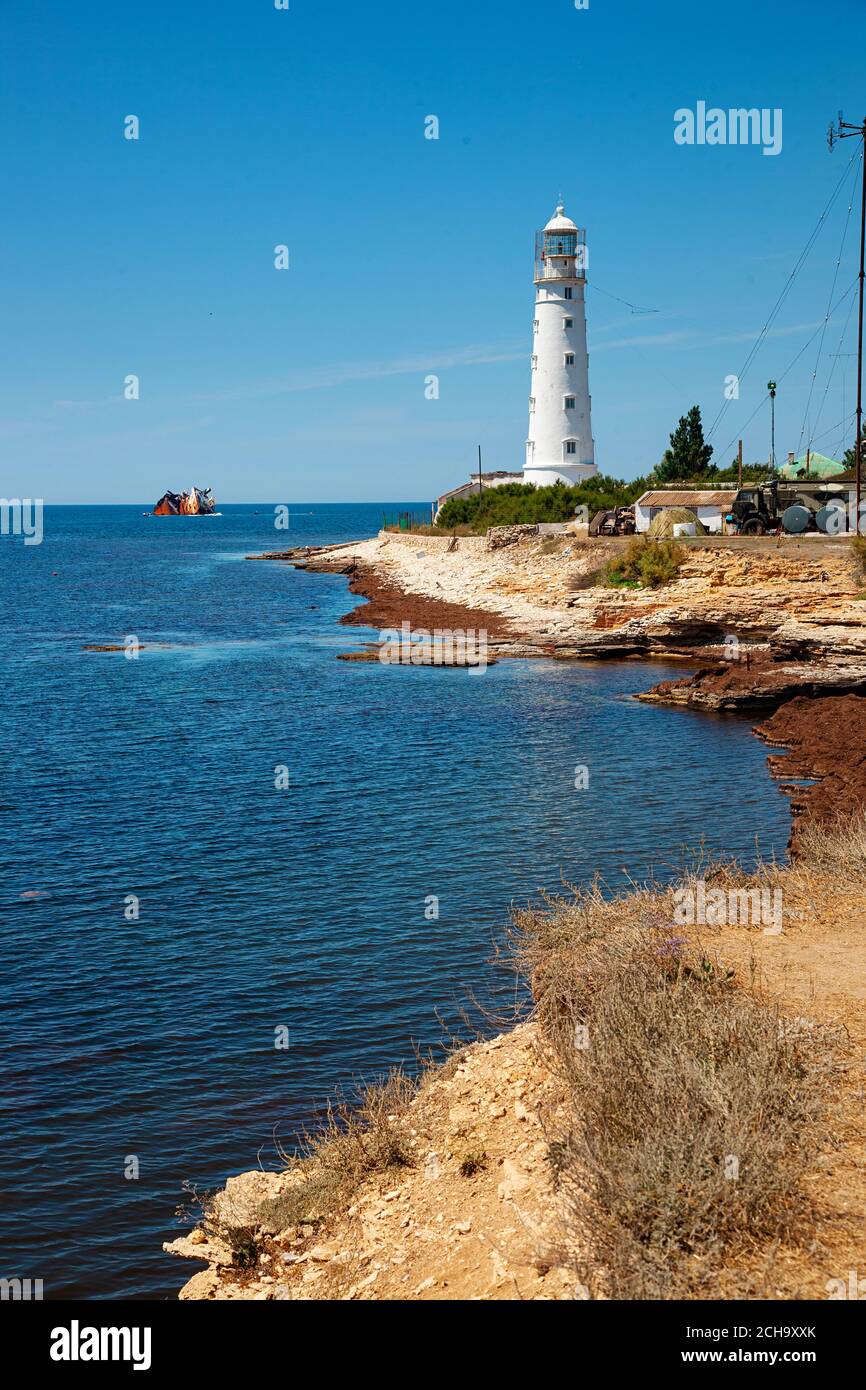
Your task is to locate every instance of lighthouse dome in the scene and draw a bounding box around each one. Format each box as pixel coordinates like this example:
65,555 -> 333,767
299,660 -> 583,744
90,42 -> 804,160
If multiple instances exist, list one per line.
543,203 -> 578,232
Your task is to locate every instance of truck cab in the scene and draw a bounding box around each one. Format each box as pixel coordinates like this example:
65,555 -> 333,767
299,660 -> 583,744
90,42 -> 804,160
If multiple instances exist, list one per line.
730,482 -> 776,534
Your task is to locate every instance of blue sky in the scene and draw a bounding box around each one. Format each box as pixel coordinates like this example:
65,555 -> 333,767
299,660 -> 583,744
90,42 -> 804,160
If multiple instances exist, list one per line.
1,0 -> 864,503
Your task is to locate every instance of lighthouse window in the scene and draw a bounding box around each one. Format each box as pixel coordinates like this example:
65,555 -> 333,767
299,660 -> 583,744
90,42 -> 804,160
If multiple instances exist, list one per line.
529,397 -> 535,411
533,319 -> 539,332
565,353 -> 575,366
564,287 -> 573,300
565,397 -> 576,410
565,441 -> 577,455
531,355 -> 538,369
563,317 -> 573,329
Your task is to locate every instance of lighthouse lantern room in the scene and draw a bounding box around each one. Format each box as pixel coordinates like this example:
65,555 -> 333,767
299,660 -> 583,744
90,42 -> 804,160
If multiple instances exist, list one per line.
523,204 -> 596,487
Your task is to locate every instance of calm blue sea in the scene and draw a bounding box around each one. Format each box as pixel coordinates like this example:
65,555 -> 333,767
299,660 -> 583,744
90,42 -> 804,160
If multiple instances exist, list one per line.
0,504 -> 791,1299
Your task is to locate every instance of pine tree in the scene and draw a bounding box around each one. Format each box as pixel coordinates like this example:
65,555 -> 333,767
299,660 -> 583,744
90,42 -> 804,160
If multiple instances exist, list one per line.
654,406 -> 715,483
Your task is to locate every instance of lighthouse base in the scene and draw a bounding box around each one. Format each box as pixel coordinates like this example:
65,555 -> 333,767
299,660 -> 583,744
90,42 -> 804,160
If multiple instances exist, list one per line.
523,462 -> 597,488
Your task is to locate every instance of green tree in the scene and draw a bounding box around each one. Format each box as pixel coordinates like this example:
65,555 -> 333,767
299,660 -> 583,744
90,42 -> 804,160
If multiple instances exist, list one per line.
653,406 -> 715,484
713,458 -> 770,484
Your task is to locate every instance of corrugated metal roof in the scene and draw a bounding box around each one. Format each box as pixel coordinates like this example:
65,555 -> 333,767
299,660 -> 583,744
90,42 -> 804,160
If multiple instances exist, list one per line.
637,490 -> 738,507
780,452 -> 844,479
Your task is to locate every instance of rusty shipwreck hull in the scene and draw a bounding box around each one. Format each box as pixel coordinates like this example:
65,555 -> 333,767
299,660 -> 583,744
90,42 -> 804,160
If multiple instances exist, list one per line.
153,487 -> 216,516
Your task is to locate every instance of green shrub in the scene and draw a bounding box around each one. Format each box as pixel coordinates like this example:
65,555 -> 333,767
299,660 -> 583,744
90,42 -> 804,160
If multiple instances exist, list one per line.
637,538 -> 684,587
602,537 -> 683,590
435,476 -> 648,533
458,1150 -> 488,1178
601,567 -> 641,590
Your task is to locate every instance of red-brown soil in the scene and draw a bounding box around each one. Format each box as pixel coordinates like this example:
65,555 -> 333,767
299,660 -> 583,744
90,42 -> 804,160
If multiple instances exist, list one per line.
335,562 -> 521,643
755,693 -> 866,852
645,653 -> 866,712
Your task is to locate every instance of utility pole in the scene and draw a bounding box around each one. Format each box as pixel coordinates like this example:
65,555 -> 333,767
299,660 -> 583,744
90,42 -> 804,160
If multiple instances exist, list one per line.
477,444 -> 483,498
737,439 -> 743,489
767,382 -> 777,469
829,112 -> 866,534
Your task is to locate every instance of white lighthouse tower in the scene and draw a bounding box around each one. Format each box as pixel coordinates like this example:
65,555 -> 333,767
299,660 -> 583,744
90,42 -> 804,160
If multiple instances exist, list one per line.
523,204 -> 596,487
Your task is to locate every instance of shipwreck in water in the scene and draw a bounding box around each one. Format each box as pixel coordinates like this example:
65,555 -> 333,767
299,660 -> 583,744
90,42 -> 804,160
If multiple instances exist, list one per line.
153,486 -> 216,516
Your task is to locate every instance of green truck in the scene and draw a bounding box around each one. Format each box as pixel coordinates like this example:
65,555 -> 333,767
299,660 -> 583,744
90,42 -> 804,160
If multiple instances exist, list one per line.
728,478 -> 852,535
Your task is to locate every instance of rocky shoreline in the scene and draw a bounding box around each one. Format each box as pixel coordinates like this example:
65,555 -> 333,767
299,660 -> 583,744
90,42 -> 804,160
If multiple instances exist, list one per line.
166,1023 -> 575,1301
166,527 -> 866,1301
251,528 -> 866,845
168,855 -> 866,1302
754,693 -> 866,855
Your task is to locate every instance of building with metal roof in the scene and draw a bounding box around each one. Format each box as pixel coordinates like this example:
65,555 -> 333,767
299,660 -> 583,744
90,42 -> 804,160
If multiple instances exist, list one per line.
634,488 -> 738,534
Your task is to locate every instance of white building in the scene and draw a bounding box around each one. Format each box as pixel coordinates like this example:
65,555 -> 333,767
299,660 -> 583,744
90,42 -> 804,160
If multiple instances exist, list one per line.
634,489 -> 738,535
434,470 -> 523,518
523,204 -> 596,487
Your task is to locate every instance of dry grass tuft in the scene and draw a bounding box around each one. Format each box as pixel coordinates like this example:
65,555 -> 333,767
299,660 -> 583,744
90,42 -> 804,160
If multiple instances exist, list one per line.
511,876 -> 837,1298
258,1069 -> 417,1232
794,809 -> 866,875
180,1069 -> 418,1262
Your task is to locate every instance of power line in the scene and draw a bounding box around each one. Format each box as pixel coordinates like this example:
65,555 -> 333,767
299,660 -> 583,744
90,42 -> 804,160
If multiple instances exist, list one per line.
809,298 -> 859,455
706,146 -> 860,445
585,281 -> 660,315
716,278 -> 859,462
810,408 -> 856,451
798,151 -> 862,455
718,392 -> 772,464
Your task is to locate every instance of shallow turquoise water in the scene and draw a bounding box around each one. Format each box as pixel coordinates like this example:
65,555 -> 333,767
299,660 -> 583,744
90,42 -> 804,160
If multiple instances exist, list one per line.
0,504 -> 791,1298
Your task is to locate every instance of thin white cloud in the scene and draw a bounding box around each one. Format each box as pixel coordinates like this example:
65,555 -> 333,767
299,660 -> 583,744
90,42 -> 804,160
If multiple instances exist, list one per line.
592,330 -> 693,351
41,318 -> 836,419
707,319 -> 826,345
591,319 -> 828,353
190,343 -> 527,403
